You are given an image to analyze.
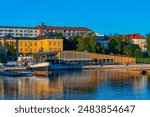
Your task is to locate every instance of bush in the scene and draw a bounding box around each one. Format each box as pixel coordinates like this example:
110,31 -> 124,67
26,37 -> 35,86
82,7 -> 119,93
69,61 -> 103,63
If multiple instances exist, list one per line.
136,58 -> 150,63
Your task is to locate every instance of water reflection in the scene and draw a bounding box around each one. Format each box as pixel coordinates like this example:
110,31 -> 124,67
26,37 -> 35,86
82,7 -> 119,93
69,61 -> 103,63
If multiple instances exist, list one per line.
0,69 -> 149,100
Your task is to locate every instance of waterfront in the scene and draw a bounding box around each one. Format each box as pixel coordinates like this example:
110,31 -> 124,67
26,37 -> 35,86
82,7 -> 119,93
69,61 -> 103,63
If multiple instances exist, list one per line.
0,69 -> 150,100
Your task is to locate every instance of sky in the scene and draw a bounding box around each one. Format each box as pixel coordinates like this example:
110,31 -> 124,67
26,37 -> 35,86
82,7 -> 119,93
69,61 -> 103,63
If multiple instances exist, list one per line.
0,0 -> 150,35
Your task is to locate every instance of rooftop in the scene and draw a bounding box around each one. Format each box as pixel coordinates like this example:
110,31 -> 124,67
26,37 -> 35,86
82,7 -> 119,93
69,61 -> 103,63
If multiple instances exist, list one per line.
108,34 -> 145,40
0,26 -> 36,29
35,23 -> 91,31
125,34 -> 145,39
0,35 -> 63,40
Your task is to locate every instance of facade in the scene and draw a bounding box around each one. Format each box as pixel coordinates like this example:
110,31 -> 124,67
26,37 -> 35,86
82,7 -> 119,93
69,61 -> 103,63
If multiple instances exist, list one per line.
0,26 -> 39,38
35,23 -> 92,39
95,33 -> 109,48
0,23 -> 92,39
125,34 -> 146,52
0,36 -> 63,54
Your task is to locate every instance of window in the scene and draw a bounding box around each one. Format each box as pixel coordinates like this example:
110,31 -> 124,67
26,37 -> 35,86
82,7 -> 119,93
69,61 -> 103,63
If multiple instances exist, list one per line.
54,42 -> 56,46
35,42 -> 37,46
54,48 -> 57,51
58,48 -> 61,51
49,48 -> 52,51
20,42 -> 23,46
9,30 -> 13,32
49,42 -> 52,46
30,43 -> 32,46
30,48 -> 32,52
20,30 -> 23,32
20,48 -> 23,52
25,48 -> 27,52
25,42 -> 28,46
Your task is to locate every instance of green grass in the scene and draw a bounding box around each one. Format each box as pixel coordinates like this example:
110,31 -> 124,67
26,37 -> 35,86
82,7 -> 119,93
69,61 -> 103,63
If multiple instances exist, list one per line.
136,58 -> 150,63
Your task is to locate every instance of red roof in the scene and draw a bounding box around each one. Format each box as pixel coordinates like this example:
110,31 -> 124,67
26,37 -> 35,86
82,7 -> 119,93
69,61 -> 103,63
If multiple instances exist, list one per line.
108,34 -> 145,40
35,23 -> 91,31
125,34 -> 145,39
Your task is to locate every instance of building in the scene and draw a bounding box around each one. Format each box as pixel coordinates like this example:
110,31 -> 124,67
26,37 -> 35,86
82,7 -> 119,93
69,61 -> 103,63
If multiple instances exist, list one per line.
35,23 -> 92,39
125,34 -> 146,52
0,23 -> 92,39
55,51 -> 136,64
0,26 -> 39,38
0,35 -> 63,54
95,33 -> 109,48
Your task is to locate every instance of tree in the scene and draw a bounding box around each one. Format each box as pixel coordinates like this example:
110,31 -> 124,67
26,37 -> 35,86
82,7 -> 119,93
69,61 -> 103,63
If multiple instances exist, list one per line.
146,34 -> 150,56
108,34 -> 129,55
124,44 -> 143,58
55,32 -> 64,38
76,33 -> 98,53
3,42 -> 17,62
108,39 -> 119,54
134,49 -> 143,58
97,43 -> 105,54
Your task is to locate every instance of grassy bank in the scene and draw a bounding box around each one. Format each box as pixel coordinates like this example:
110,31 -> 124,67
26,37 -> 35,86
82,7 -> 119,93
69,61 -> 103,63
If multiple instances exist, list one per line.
136,58 -> 150,63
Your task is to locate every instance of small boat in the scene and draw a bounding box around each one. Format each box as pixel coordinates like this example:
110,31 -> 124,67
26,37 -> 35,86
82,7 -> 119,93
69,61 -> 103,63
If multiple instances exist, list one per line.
28,62 -> 50,71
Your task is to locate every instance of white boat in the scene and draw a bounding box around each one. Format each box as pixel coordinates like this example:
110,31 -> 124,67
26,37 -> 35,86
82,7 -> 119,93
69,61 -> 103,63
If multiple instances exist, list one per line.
29,62 -> 50,71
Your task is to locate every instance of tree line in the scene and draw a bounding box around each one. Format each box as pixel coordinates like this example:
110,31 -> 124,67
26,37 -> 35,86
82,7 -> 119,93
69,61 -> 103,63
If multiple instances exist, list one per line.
1,33 -> 150,63
64,33 -> 150,58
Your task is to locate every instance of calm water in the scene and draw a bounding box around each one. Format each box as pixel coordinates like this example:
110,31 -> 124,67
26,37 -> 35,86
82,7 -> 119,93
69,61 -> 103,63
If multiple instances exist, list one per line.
0,69 -> 150,100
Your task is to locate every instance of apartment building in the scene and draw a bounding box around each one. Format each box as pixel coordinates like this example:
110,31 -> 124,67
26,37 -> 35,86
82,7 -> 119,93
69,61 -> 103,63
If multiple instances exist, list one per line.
0,26 -> 39,38
35,23 -> 92,39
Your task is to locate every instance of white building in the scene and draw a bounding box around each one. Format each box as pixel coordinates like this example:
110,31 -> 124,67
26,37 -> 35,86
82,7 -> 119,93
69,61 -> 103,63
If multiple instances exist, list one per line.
125,34 -> 146,52
95,33 -> 109,48
0,26 -> 39,38
35,23 -> 92,39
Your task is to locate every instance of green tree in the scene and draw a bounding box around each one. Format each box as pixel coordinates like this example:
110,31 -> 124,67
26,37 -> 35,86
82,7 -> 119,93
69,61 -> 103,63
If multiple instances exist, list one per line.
97,43 -> 105,54
4,42 -> 17,62
108,34 -> 129,55
134,49 -> 143,58
124,44 -> 142,58
108,39 -> 119,54
76,33 -> 98,53
55,32 -> 64,38
146,34 -> 150,56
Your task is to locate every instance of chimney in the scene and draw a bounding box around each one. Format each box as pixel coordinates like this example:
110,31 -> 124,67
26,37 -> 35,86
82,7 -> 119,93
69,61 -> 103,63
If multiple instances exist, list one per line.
42,22 -> 45,27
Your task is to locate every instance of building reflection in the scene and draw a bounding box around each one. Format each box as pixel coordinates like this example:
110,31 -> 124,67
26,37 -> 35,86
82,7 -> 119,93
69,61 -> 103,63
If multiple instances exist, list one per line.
0,76 -> 63,100
0,69 -> 149,100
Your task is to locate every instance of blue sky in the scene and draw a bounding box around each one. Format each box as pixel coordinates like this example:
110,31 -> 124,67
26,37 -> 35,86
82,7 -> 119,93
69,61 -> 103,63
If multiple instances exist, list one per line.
0,0 -> 150,35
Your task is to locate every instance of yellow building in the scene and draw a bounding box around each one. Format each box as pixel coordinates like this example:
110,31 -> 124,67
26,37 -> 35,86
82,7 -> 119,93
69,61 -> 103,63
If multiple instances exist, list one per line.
0,36 -> 63,54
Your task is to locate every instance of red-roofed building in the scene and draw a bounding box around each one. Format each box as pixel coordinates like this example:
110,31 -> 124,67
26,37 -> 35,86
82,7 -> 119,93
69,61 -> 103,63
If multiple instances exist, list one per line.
124,34 -> 146,51
35,23 -> 92,39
